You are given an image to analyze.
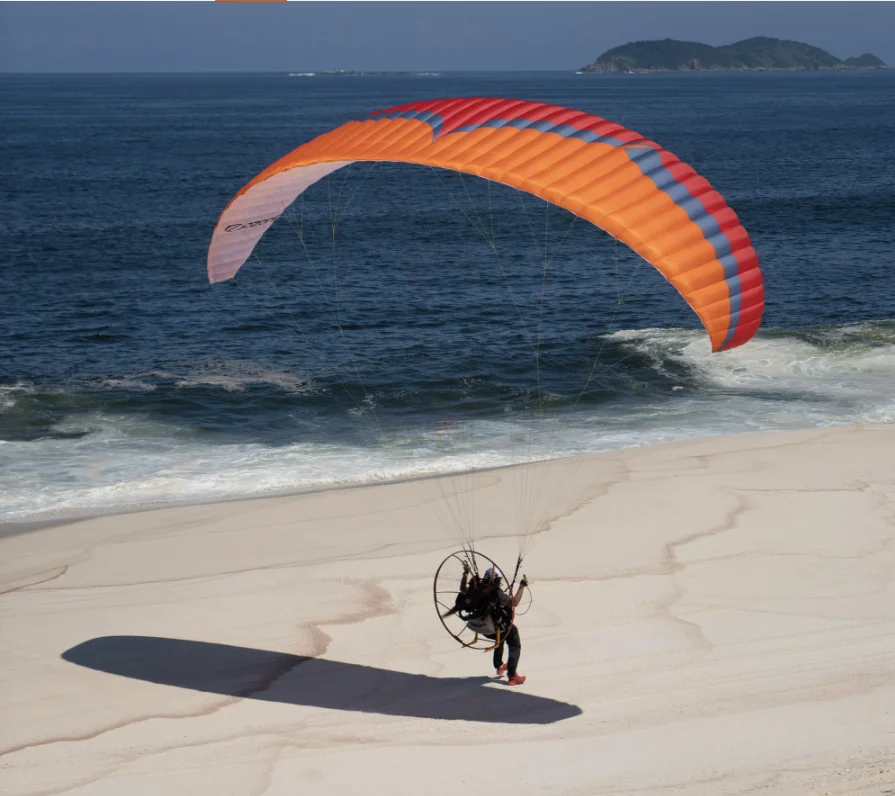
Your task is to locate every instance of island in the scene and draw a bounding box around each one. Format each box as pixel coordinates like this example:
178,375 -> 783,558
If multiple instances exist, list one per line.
578,37 -> 888,73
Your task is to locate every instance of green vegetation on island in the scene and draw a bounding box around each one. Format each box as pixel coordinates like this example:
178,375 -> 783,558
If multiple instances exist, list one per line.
579,37 -> 888,73
844,53 -> 887,68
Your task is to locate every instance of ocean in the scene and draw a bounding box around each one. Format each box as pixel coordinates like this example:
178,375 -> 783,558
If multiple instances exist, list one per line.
2,70 -> 894,525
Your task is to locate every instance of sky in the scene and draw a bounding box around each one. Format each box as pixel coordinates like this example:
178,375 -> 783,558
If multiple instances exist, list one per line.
1,2 -> 893,73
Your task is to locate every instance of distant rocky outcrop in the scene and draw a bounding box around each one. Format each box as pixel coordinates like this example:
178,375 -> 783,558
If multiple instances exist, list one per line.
844,53 -> 887,68
579,37 -> 888,73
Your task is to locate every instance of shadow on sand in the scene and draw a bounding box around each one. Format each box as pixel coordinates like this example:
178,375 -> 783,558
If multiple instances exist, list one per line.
62,636 -> 582,725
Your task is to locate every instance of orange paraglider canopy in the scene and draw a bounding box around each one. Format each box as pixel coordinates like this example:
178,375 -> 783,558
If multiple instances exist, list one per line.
207,97 -> 763,351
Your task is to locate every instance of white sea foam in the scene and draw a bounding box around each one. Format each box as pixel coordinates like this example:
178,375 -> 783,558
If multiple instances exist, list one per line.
99,378 -> 156,391
0,382 -> 35,412
168,360 -> 317,393
610,326 -> 895,423
2,326 -> 893,522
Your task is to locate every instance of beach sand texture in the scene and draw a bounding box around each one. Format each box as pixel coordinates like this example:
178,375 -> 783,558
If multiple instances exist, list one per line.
1,424 -> 893,795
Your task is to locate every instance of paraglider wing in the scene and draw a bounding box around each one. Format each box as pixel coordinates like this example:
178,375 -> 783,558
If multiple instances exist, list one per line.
207,97 -> 763,352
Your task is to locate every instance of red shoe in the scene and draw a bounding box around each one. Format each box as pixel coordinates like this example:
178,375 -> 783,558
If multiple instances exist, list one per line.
506,674 -> 526,686
496,664 -> 508,676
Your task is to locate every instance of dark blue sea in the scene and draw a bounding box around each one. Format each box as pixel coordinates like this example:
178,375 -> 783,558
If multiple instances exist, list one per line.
2,70 -> 894,523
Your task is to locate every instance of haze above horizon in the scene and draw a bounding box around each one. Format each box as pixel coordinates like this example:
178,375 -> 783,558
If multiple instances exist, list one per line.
1,2 -> 893,73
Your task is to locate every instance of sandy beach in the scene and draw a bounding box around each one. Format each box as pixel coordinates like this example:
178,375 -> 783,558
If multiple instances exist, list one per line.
1,424 -> 893,795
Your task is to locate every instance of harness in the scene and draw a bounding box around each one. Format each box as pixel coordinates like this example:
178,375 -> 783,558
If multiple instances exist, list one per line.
453,579 -> 513,635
